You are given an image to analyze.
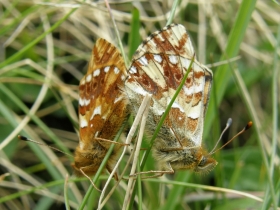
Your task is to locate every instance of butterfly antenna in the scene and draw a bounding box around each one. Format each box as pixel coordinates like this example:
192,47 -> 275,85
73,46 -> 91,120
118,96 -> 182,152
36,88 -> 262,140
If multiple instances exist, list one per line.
209,118 -> 232,155
18,135 -> 73,157
209,121 -> 253,155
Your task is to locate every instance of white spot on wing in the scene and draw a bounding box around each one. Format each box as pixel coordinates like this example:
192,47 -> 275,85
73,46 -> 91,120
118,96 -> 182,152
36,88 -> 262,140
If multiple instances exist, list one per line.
151,103 -> 165,115
86,74 -> 92,82
153,54 -> 162,63
129,66 -> 137,74
181,57 -> 191,70
114,67 -> 120,74
139,56 -> 148,66
80,79 -> 85,85
126,82 -> 147,96
79,98 -> 85,106
194,82 -> 203,93
157,33 -> 165,42
187,101 -> 201,119
93,69 -> 100,77
80,115 -> 88,128
169,55 -> 178,64
183,86 -> 194,95
172,101 -> 184,112
167,98 -> 184,112
104,66 -> 110,73
85,99 -> 90,106
90,105 -> 101,120
114,95 -> 123,104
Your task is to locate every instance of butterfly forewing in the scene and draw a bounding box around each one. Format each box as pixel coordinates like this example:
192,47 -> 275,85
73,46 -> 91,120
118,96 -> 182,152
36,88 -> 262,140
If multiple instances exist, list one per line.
125,24 -> 216,173
73,38 -> 128,178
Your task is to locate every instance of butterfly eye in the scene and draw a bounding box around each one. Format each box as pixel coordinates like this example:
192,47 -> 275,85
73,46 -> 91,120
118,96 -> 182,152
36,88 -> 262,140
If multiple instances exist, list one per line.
198,156 -> 206,167
196,156 -> 218,173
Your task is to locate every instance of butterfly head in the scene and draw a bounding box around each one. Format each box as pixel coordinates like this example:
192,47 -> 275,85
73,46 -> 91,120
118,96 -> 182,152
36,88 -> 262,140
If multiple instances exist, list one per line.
195,154 -> 218,173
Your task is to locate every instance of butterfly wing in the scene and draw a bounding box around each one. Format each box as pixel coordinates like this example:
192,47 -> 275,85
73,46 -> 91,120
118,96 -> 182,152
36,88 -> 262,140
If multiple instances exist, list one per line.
79,38 -> 128,150
125,24 -> 212,147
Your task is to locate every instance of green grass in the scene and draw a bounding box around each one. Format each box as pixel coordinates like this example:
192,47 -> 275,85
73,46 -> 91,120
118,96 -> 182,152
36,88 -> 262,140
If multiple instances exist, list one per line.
0,0 -> 279,210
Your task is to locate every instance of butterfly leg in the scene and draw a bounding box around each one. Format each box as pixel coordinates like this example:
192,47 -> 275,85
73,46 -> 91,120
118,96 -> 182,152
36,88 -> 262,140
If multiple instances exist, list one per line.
170,127 -> 184,148
95,137 -> 129,146
128,162 -> 174,179
79,167 -> 101,192
163,144 -> 201,152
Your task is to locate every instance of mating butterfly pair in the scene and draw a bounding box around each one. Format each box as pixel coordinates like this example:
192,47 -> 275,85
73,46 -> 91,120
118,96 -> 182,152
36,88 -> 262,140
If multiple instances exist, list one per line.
72,24 -> 216,184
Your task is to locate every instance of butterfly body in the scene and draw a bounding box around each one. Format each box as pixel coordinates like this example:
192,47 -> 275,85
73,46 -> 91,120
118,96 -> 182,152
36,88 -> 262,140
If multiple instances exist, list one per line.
72,141 -> 119,177
152,137 -> 217,173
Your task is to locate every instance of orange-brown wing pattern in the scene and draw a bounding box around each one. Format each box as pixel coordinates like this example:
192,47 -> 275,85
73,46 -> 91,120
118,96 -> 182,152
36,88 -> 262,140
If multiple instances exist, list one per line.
73,38 -> 128,177
125,24 -> 216,173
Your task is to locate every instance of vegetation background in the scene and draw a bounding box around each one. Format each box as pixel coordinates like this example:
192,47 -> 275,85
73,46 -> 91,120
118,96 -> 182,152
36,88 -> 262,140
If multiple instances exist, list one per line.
0,0 -> 279,209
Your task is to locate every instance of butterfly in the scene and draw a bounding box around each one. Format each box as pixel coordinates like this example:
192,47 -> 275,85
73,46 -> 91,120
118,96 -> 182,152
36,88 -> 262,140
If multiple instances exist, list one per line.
125,24 -> 217,175
72,38 -> 129,188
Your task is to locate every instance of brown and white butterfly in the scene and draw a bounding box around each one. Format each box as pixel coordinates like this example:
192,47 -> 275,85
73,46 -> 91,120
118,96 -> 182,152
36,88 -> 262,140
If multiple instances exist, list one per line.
125,24 -> 217,175
72,38 -> 129,187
